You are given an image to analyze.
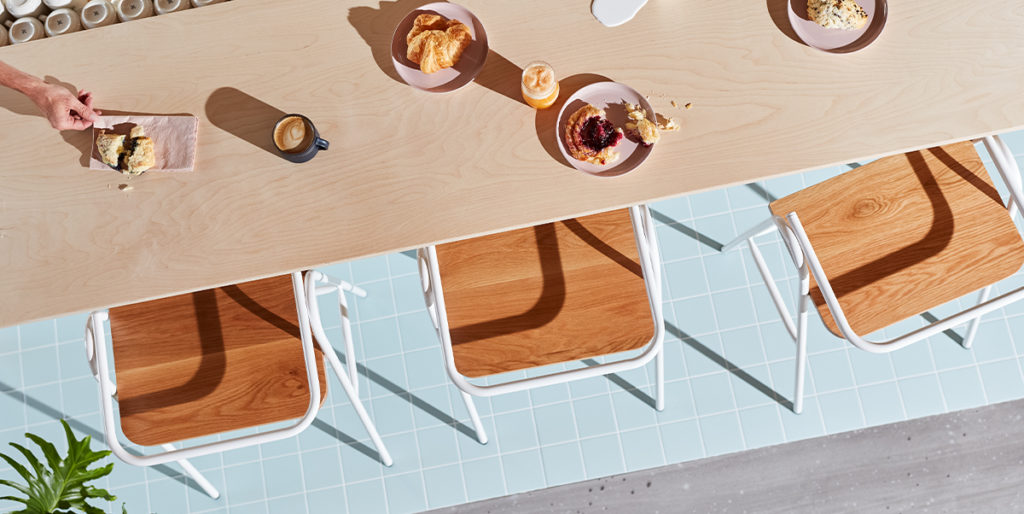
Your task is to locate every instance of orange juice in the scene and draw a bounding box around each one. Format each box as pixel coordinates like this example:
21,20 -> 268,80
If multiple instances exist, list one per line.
522,61 -> 559,109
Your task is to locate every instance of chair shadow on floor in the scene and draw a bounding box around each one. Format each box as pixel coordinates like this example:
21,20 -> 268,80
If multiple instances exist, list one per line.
0,380 -> 204,494
664,324 -> 794,411
328,350 -> 480,441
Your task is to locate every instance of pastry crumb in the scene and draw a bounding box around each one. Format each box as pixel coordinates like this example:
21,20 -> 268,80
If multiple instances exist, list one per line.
118,184 -> 133,191
671,100 -> 679,108
685,102 -> 693,109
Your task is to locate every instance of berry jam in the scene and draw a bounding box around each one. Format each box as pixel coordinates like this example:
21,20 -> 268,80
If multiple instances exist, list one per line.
580,116 -> 622,151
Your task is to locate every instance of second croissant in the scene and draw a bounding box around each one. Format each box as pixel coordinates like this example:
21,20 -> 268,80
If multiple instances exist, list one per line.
406,13 -> 472,74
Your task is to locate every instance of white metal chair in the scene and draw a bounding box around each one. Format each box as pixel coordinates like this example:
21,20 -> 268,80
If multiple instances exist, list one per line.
722,136 -> 1024,414
418,205 -> 665,444
84,271 -> 392,499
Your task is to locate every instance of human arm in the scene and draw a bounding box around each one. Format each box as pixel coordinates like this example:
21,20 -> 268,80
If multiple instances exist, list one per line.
0,60 -> 101,130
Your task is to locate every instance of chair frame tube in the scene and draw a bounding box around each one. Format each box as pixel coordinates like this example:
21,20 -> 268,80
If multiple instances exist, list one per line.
419,205 -> 666,440
86,272 -> 322,470
725,135 -> 1024,412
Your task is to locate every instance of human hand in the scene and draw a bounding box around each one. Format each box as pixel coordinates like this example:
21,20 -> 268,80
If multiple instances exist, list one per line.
27,83 -> 102,131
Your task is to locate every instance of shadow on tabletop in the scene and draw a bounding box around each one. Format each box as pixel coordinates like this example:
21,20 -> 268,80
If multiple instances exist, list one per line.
766,0 -> 804,47
348,0 -> 441,85
205,86 -> 285,158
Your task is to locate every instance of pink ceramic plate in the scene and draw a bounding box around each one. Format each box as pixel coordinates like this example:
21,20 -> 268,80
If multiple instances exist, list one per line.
390,2 -> 488,92
789,0 -> 887,53
557,82 -> 655,178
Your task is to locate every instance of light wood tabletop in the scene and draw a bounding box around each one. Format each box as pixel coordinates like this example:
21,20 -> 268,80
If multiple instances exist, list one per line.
2,0 -> 1023,327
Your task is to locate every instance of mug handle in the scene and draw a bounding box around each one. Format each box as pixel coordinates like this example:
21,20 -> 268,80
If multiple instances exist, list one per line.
315,138 -> 329,151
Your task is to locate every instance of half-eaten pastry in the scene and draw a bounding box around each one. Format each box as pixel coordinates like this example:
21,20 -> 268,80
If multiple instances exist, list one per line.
96,125 -> 156,175
565,104 -> 623,166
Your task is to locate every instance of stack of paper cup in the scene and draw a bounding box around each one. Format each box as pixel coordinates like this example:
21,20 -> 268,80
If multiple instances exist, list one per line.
0,3 -> 10,26
4,0 -> 48,19
44,6 -> 78,35
153,0 -> 186,14
43,0 -> 87,10
0,25 -> 8,46
190,0 -> 223,6
115,0 -> 150,21
80,0 -> 114,28
8,15 -> 44,43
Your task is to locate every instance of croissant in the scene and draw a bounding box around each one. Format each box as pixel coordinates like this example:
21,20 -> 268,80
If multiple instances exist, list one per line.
406,14 -> 472,74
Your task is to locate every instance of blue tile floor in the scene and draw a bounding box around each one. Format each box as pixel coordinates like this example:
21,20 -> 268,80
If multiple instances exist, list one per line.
4,132 -> 1024,513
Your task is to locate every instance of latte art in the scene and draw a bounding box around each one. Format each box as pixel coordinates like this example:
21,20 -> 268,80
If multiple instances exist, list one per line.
274,116 -> 313,153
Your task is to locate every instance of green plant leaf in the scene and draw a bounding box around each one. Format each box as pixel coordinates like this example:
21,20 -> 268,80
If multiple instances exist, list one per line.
0,419 -> 117,514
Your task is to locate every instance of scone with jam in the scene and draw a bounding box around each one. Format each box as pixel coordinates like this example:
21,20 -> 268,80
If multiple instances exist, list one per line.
807,0 -> 868,30
96,126 -> 156,175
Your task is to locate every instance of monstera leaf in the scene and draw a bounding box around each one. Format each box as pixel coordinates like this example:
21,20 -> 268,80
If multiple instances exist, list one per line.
0,419 -> 116,514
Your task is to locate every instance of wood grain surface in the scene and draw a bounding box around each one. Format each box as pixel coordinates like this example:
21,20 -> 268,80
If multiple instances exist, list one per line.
435,209 -> 653,377
771,141 -> 1024,336
2,0 -> 1024,326
107,274 -> 327,446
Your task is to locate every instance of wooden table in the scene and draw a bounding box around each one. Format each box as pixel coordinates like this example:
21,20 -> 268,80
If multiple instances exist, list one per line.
2,0 -> 1023,327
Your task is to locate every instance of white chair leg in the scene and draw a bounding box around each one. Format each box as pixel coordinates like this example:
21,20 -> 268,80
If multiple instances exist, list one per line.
722,217 -> 776,253
160,443 -> 220,499
963,285 -> 993,349
335,285 -> 360,396
320,336 -> 393,466
459,391 -> 488,444
793,294 -> 809,415
655,348 -> 665,411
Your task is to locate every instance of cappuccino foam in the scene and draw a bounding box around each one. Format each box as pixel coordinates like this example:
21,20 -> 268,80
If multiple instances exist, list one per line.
274,116 -> 313,153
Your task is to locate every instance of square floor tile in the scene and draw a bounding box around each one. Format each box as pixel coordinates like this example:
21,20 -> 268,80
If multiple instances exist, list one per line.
384,472 -> 427,514
809,350 -> 855,393
738,404 -> 786,449
422,464 -> 466,509
345,479 -> 387,514
533,402 -> 578,446
658,419 -> 705,463
898,374 -> 947,419
710,289 -> 757,331
307,486 -> 346,513
415,424 -> 459,468
462,457 -> 506,502
857,381 -> 905,427
610,390 -> 658,431
502,449 -> 546,494
779,397 -> 825,440
690,372 -> 735,416
573,396 -> 617,438
817,390 -> 865,433
698,412 -> 745,457
720,325 -> 766,369
620,427 -> 665,472
939,367 -> 988,411
579,434 -> 625,479
540,442 -> 585,487
978,359 -> 1024,403
665,258 -> 709,300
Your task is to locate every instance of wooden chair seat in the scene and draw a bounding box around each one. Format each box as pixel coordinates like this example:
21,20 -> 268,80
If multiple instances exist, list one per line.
770,141 -> 1024,336
107,274 -> 327,446
435,209 -> 655,378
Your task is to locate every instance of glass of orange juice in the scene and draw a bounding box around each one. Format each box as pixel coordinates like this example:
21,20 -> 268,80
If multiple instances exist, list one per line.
521,61 -> 559,109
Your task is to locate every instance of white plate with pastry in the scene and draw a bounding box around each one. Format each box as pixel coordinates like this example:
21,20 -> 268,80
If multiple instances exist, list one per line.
390,2 -> 489,93
557,81 -> 661,178
90,115 -> 199,174
789,0 -> 887,53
